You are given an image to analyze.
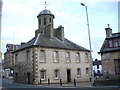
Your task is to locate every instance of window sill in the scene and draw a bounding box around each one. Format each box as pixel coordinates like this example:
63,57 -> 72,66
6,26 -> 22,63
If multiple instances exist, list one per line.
66,61 -> 71,63
77,76 -> 81,78
76,61 -> 80,63
41,79 -> 46,81
54,78 -> 59,80
40,61 -> 46,63
53,61 -> 59,63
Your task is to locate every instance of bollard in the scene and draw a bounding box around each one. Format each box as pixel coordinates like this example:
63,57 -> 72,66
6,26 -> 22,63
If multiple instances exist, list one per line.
90,77 -> 91,81
60,79 -> 62,86
48,78 -> 50,85
40,79 -> 41,84
74,79 -> 76,86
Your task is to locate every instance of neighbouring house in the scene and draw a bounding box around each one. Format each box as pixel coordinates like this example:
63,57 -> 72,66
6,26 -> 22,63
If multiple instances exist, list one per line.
98,25 -> 120,75
0,59 -> 3,78
3,44 -> 20,78
93,59 -> 102,77
13,8 -> 92,84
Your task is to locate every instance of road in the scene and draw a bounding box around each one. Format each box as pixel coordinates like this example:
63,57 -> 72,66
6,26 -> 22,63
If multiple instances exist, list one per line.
1,79 -> 48,89
1,79 -> 120,90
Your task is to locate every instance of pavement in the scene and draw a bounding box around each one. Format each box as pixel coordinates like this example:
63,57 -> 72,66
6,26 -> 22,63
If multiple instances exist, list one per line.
38,82 -> 120,89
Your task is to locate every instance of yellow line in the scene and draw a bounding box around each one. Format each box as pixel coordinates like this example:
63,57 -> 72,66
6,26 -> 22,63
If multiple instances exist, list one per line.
0,52 -> 2,58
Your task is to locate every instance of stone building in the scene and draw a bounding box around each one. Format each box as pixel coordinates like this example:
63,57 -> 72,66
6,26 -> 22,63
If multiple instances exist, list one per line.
3,44 -> 20,78
98,25 -> 120,75
93,59 -> 102,77
13,8 -> 92,84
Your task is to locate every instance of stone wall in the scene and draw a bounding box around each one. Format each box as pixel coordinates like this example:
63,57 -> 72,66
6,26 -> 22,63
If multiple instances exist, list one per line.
13,48 -> 34,84
101,51 -> 120,74
14,46 -> 91,84
4,51 -> 13,69
35,47 -> 91,84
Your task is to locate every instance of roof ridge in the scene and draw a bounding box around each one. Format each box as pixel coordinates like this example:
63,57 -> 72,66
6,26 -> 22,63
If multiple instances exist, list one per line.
33,33 -> 40,45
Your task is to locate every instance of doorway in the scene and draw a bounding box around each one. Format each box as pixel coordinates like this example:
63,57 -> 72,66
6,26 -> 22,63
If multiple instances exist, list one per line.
16,73 -> 18,82
67,69 -> 71,82
27,73 -> 30,84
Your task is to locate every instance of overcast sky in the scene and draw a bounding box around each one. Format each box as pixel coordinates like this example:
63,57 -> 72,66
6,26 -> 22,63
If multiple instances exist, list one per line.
1,0 -> 119,60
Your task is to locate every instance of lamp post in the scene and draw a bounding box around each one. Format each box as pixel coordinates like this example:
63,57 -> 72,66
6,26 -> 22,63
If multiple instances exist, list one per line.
81,3 -> 94,84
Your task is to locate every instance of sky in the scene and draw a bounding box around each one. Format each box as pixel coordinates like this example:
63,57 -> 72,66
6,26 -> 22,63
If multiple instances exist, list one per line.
1,0 -> 119,60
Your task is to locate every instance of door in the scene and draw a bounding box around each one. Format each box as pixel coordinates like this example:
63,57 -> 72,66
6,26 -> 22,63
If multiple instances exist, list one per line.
27,73 -> 30,84
16,73 -> 18,82
67,69 -> 71,82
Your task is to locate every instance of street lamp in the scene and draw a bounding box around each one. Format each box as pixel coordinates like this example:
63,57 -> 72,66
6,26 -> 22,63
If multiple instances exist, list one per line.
81,3 -> 94,85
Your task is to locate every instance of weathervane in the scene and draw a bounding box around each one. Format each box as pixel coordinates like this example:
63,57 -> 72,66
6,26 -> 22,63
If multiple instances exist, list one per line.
44,1 -> 47,10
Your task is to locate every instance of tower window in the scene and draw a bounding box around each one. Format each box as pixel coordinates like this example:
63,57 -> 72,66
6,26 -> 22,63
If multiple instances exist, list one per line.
49,18 -> 51,22
44,18 -> 46,25
39,19 -> 41,25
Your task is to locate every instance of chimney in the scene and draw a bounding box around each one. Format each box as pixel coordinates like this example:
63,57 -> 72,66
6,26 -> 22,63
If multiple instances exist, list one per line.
105,24 -> 112,37
55,25 -> 64,41
21,42 -> 26,45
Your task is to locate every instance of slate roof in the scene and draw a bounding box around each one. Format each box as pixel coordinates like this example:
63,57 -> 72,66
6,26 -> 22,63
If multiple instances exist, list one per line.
37,9 -> 55,18
39,9 -> 53,15
15,34 -> 89,52
99,32 -> 120,53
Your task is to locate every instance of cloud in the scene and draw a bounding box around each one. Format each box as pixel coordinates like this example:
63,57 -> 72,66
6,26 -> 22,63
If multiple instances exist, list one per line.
1,0 -> 118,60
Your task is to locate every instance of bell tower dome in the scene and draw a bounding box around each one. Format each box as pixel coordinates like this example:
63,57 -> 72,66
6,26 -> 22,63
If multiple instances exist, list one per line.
37,9 -> 55,30
35,2 -> 55,36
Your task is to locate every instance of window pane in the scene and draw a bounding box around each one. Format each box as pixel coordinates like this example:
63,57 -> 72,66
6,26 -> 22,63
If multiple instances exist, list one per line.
109,40 -> 113,47
114,60 -> 120,74
85,53 -> 89,63
76,53 -> 80,62
86,68 -> 89,76
114,40 -> 118,47
77,69 -> 81,77
66,52 -> 70,62
40,50 -> 45,62
54,51 -> 59,62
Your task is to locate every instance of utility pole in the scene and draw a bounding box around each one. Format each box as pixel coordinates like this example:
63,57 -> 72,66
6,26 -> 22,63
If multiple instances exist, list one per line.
81,3 -> 94,85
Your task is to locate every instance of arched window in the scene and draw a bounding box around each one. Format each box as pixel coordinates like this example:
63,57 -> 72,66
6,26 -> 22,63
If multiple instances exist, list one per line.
39,19 -> 41,25
49,18 -> 51,22
44,18 -> 46,25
